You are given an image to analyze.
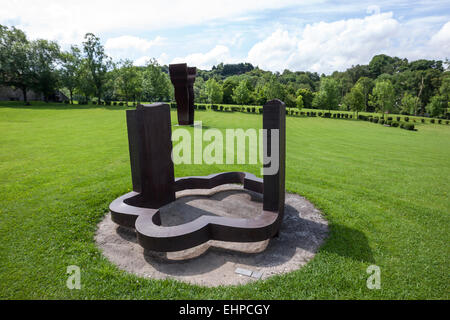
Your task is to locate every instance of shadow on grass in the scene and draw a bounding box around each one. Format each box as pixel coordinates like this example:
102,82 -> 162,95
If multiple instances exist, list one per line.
321,223 -> 375,263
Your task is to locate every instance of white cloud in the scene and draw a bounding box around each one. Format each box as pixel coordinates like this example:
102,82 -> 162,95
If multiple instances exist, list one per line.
171,45 -> 234,70
105,36 -> 165,61
0,0 -> 302,45
248,12 -> 402,73
105,36 -> 164,51
429,21 -> 450,57
133,53 -> 169,66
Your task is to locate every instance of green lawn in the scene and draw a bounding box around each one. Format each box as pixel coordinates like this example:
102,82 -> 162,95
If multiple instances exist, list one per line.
0,101 -> 449,299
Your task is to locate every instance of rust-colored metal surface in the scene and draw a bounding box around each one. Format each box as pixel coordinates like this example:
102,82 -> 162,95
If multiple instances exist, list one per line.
109,100 -> 286,252
169,63 -> 196,125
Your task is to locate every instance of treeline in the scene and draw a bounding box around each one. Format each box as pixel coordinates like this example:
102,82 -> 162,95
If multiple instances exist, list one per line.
1,25 -> 449,118
0,25 -> 172,105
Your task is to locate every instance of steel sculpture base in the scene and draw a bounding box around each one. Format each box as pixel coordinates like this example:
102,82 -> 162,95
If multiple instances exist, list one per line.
110,172 -> 282,252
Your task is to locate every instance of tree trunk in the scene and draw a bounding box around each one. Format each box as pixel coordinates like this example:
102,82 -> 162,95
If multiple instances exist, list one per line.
22,86 -> 28,105
70,90 -> 73,105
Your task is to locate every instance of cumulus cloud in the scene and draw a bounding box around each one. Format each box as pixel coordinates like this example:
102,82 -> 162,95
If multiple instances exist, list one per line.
429,21 -> 450,56
0,0 -> 301,45
247,11 -> 450,74
105,36 -> 165,61
105,36 -> 164,51
248,12 -> 401,73
171,45 -> 234,70
134,53 -> 169,66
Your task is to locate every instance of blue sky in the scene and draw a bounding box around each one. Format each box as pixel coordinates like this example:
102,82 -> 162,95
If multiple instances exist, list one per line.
1,0 -> 449,73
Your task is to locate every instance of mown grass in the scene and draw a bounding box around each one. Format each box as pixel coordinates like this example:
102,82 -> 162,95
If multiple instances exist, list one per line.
0,101 -> 449,299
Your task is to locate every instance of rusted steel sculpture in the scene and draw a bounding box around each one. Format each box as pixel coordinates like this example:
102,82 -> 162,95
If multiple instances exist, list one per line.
169,63 -> 196,125
109,100 -> 286,252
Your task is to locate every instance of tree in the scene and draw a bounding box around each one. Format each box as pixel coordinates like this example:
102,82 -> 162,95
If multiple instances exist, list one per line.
82,33 -> 111,102
60,46 -> 81,104
344,83 -> 365,117
426,95 -> 445,118
369,80 -> 396,118
76,60 -> 96,101
312,77 -> 340,110
222,77 -> 239,104
194,77 -> 208,103
296,88 -> 314,109
400,92 -> 420,115
0,25 -> 34,103
264,76 -> 285,101
355,77 -> 374,111
295,94 -> 304,110
115,59 -> 143,105
142,58 -> 172,102
232,80 -> 252,105
29,39 -> 61,102
439,75 -> 450,111
205,78 -> 223,104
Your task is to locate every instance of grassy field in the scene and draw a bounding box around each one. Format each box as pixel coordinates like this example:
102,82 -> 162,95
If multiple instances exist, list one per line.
0,101 -> 449,299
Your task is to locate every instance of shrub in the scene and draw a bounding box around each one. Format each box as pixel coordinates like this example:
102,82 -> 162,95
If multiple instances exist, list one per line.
323,112 -> 331,118
349,114 -> 352,119
401,123 -> 415,130
438,119 -> 442,124
318,112 -> 322,116
380,119 -> 385,125
93,101 -> 97,105
64,100 -> 69,104
373,118 -> 379,123
396,116 -> 401,121
387,117 -> 393,121
386,120 -> 392,125
358,114 -> 366,120
404,117 -> 409,122
430,119 -> 435,123
118,102 -> 123,106
421,118 -> 425,123
300,112 -> 305,116
391,121 -> 399,127
446,120 -> 449,125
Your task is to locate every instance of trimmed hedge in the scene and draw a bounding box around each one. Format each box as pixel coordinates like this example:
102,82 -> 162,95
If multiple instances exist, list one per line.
400,122 -> 415,130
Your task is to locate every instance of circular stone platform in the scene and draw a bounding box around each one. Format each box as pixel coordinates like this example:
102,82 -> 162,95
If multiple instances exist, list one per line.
95,184 -> 328,287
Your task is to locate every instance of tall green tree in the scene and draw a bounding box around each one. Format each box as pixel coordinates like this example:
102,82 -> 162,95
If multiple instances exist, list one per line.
115,59 -> 143,105
82,33 -> 111,102
205,78 -> 223,104
426,95 -> 445,117
312,77 -> 340,110
369,80 -> 396,118
344,82 -> 365,117
0,25 -> 34,103
355,77 -> 374,111
60,46 -> 81,104
400,92 -> 420,115
232,80 -> 252,105
295,94 -> 304,110
296,88 -> 314,109
141,59 -> 172,102
222,77 -> 239,104
30,39 -> 60,102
